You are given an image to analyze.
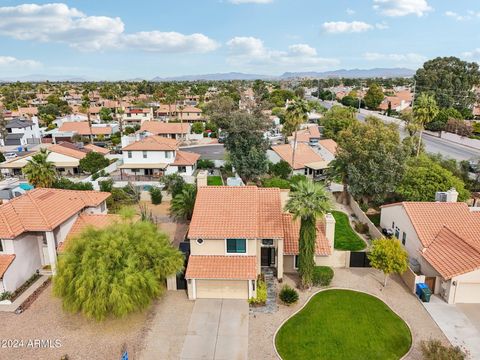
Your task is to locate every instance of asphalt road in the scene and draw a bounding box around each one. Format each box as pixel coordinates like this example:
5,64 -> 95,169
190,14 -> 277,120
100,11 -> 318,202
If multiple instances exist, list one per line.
181,144 -> 226,160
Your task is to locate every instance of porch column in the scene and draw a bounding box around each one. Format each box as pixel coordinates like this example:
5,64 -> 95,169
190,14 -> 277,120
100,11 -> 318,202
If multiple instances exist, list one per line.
277,239 -> 284,281
46,231 -> 57,275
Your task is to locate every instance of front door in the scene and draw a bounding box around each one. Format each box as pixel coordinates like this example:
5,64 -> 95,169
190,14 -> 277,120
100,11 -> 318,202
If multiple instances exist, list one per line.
261,247 -> 275,267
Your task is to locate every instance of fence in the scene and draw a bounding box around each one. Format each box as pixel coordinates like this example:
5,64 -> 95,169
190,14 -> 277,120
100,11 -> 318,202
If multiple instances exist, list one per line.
401,266 -> 426,294
348,194 -> 383,239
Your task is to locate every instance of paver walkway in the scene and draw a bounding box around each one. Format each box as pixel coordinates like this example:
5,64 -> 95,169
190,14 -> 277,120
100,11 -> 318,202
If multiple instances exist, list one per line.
181,299 -> 248,360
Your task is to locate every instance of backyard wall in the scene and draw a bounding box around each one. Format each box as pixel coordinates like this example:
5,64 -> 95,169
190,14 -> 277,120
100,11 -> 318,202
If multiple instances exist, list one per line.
348,194 -> 383,239
401,266 -> 426,294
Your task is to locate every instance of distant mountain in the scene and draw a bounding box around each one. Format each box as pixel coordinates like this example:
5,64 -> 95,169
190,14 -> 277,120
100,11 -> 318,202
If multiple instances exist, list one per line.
0,74 -> 89,82
151,72 -> 272,81
280,68 -> 415,79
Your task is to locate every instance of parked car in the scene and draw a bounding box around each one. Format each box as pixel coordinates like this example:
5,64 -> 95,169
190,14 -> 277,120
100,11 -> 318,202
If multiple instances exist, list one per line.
3,152 -> 18,160
218,132 -> 228,144
382,228 -> 394,238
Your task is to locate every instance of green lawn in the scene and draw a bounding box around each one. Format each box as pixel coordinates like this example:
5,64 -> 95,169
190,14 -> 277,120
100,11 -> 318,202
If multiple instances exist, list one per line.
275,290 -> 412,360
332,210 -> 366,251
207,176 -> 223,186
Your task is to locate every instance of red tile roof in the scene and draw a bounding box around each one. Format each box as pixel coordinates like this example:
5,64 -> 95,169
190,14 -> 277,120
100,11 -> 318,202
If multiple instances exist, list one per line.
188,186 -> 284,239
288,125 -> 320,143
185,255 -> 257,280
0,189 -> 110,239
122,135 -> 179,151
282,213 -> 332,256
140,121 -> 190,135
84,143 -> 110,155
271,143 -> 326,170
0,254 -> 15,279
318,139 -> 338,155
47,143 -> 88,160
172,150 -> 200,166
58,122 -> 113,135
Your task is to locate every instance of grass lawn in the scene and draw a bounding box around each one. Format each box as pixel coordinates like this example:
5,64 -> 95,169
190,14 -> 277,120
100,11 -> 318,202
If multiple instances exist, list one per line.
275,290 -> 412,360
332,210 -> 366,251
207,176 -> 223,186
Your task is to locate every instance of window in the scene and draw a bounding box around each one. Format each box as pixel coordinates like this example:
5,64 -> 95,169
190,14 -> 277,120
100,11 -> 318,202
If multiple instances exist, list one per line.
178,166 -> 186,173
0,240 -> 3,252
392,221 -> 395,229
143,151 -> 147,159
402,232 -> 407,245
294,255 -> 299,269
262,239 -> 274,246
42,233 -> 47,245
395,227 -> 400,239
128,151 -> 132,159
226,239 -> 246,254
165,151 -> 172,159
100,202 -> 106,212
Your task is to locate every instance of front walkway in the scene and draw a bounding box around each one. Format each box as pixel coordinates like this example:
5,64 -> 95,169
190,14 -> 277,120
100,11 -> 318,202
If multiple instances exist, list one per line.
422,295 -> 480,358
181,299 -> 248,360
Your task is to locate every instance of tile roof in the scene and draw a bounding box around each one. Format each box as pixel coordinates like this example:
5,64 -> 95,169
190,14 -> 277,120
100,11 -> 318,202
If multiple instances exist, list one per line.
58,122 -> 113,135
185,255 -> 257,280
318,139 -> 338,155
0,189 -> 110,239
288,125 -> 320,143
271,143 -> 325,170
188,186 -> 284,239
282,213 -> 332,256
84,143 -> 110,155
423,226 -> 480,280
122,135 -> 179,151
172,150 -> 200,166
140,121 -> 190,135
0,254 -> 15,279
47,143 -> 88,160
58,214 -> 120,252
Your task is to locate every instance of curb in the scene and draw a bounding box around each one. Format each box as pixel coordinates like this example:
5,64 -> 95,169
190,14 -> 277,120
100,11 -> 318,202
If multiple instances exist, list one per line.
272,287 -> 414,360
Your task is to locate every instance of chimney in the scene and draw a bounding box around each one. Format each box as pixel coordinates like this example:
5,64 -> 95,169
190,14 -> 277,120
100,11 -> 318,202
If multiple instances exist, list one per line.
196,170 -> 208,189
446,188 -> 458,203
325,213 -> 336,253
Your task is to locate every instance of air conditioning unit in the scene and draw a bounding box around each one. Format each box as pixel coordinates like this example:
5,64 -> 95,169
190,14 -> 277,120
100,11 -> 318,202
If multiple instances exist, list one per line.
435,192 -> 448,202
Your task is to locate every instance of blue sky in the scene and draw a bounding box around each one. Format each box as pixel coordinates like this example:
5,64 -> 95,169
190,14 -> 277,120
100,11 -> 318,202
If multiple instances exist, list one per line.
0,0 -> 479,79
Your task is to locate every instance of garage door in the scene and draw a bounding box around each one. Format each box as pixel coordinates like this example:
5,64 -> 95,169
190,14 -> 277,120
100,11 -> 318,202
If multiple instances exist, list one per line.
196,280 -> 249,299
455,282 -> 480,303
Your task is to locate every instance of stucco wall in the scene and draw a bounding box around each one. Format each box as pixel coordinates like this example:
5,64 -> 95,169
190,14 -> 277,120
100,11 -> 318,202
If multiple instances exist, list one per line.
284,251 -> 349,274
349,195 -> 382,239
190,238 -> 258,256
123,150 -> 175,165
54,213 -> 79,246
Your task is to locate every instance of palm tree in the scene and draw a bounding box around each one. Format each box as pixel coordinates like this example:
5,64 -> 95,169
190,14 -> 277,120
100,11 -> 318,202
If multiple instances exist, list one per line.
23,149 -> 56,188
169,184 -> 197,221
413,93 -> 439,157
285,179 -> 331,289
80,95 -> 93,142
285,100 -> 309,171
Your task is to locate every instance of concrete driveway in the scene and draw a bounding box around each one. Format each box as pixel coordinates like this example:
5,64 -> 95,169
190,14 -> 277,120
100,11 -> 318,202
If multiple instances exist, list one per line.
423,296 -> 480,358
181,299 -> 248,360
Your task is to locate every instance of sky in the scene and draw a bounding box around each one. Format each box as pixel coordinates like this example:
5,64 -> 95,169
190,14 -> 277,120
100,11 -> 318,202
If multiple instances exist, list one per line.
0,0 -> 479,80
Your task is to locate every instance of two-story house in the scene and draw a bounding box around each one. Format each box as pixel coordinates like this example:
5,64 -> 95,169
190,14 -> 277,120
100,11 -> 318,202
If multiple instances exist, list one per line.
380,190 -> 480,304
119,135 -> 200,179
121,108 -> 154,127
185,186 -> 336,300
4,118 -> 41,146
0,188 -> 111,294
140,121 -> 190,141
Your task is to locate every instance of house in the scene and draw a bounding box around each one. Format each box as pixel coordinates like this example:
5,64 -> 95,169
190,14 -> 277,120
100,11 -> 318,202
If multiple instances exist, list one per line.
121,107 -> 154,127
287,125 -> 321,146
140,121 -> 190,140
270,143 -> 329,179
56,122 -> 118,141
0,142 -> 108,177
317,139 -> 338,163
155,105 -> 204,123
119,135 -> 200,179
185,186 -> 337,300
380,191 -> 480,304
0,188 -> 110,294
3,118 -> 41,146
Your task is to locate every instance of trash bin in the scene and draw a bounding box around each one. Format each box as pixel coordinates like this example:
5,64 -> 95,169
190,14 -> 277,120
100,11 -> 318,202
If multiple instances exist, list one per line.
421,287 -> 432,302
416,283 -> 428,298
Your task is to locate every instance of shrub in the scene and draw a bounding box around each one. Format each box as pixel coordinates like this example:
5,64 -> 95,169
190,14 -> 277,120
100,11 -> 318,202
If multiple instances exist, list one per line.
161,173 -> 186,197
249,278 -> 267,306
354,222 -> 369,234
191,122 -> 204,134
149,187 -> 163,205
79,152 -> 109,174
289,174 -> 307,188
262,177 -> 290,189
269,160 -> 291,179
0,291 -> 12,301
313,266 -> 334,286
197,159 -> 215,169
92,169 -> 107,181
99,179 -> 113,192
279,285 -> 299,305
421,339 -> 466,360
53,177 -> 93,191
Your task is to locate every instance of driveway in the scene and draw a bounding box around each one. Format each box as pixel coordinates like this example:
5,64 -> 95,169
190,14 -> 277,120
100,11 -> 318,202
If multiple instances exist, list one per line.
423,295 -> 480,358
181,299 -> 248,360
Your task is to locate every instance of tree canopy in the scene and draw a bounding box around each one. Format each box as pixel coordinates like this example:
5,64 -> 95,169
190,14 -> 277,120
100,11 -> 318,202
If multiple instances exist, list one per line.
368,238 -> 408,286
320,105 -> 356,141
364,83 -> 384,110
53,219 -> 184,321
22,149 -> 57,188
79,151 -> 110,174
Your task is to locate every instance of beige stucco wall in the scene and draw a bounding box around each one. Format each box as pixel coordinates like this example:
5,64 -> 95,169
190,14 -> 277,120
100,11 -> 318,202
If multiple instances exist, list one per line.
446,269 -> 480,304
190,238 -> 257,256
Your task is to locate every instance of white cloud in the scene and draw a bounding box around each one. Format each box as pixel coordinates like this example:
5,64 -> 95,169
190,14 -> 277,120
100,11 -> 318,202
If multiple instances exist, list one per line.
322,21 -> 373,33
0,56 -> 41,68
0,3 -> 218,53
226,37 -> 338,70
375,22 -> 389,30
346,8 -> 356,15
462,49 -> 480,60
228,0 -> 273,3
445,10 -> 480,21
373,0 -> 432,17
363,52 -> 426,64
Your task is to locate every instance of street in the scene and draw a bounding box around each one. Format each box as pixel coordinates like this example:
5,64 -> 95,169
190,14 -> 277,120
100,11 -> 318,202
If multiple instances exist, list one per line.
181,144 -> 226,160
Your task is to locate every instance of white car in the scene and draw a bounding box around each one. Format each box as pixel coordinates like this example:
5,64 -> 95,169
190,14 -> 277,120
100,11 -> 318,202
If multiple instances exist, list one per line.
3,152 -> 18,160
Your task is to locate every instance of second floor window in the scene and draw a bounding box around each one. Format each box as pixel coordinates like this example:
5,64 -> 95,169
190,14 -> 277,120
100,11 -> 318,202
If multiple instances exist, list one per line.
226,239 -> 246,254
143,151 -> 147,159
165,151 -> 172,159
128,151 -> 132,159
0,240 -> 3,252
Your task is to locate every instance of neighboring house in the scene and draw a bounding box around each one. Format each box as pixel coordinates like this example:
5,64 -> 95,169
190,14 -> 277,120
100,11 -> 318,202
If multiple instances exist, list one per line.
140,121 -> 191,140
317,139 -> 338,163
0,142 -> 108,177
0,179 -> 32,202
121,108 -> 154,127
0,188 -> 110,294
155,105 -> 204,123
56,122 -> 118,142
380,191 -> 480,304
287,125 -> 321,147
3,118 -> 41,146
270,143 -> 329,179
119,135 -> 200,179
185,186 -> 337,300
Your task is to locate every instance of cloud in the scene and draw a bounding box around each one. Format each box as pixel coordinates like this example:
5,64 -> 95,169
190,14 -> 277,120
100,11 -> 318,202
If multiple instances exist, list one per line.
322,21 -> 373,33
363,52 -> 426,64
0,3 -> 218,53
445,10 -> 480,21
373,0 -> 432,17
462,49 -> 480,60
346,8 -> 356,15
0,56 -> 41,68
228,0 -> 273,3
226,36 -> 339,70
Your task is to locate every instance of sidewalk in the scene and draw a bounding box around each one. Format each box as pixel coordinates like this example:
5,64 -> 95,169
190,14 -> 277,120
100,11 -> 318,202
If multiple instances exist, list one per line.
0,275 -> 50,312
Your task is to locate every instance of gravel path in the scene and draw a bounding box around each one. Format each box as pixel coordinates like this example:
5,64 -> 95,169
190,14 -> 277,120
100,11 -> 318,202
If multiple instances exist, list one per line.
249,268 -> 448,360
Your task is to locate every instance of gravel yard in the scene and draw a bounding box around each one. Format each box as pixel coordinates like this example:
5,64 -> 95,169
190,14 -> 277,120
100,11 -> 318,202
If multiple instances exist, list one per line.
249,268 -> 449,360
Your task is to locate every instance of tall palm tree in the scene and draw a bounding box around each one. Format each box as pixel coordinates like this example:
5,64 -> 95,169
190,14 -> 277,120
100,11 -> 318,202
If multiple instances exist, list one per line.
285,179 -> 331,288
80,95 -> 93,142
170,185 -> 197,221
285,99 -> 309,171
23,149 -> 56,188
413,93 -> 439,157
